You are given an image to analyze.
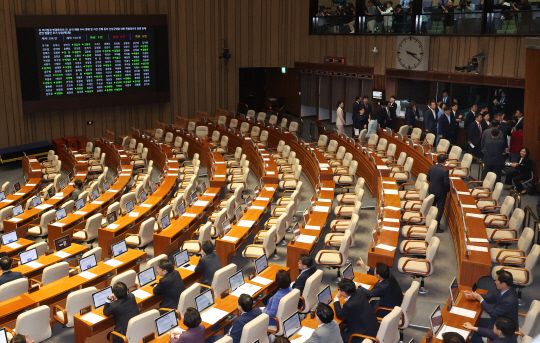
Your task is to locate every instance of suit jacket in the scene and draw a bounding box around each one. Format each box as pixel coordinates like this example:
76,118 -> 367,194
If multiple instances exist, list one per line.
405,107 -> 418,127
103,294 -> 140,341
498,97 -> 510,113
464,111 -> 477,131
352,102 -> 363,130
514,157 -> 533,177
467,120 -> 483,146
194,252 -> 222,286
0,270 -> 24,287
476,328 -> 517,343
389,102 -> 397,122
360,267 -> 403,311
483,137 -> 507,166
376,107 -> 390,129
514,118 -> 523,131
304,320 -> 344,343
499,122 -> 512,139
334,290 -> 379,338
481,288 -> 519,327
427,163 -> 450,198
293,266 -> 317,308
423,108 -> 438,134
438,114 -> 452,140
175,324 -> 205,343
361,102 -> 372,117
442,96 -> 450,105
480,119 -> 489,131
228,309 -> 263,343
153,270 -> 185,310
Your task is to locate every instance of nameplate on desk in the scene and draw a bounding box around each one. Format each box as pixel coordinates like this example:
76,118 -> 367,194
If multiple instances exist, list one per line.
120,173 -> 131,177
51,222 -> 66,227
80,312 -> 106,324
375,244 -> 396,251
182,213 -> 197,218
128,212 -> 139,217
9,218 -> 23,222
132,289 -> 152,300
120,155 -> 128,158
450,177 -> 461,180
296,235 -> 316,244
320,187 -> 333,191
74,211 -> 88,215
467,245 -> 488,252
167,173 -> 179,177
318,199 -> 332,203
32,169 -> 40,172
263,158 -> 270,161
139,204 -> 152,208
6,242 -> 22,249
377,165 -> 390,170
78,271 -> 97,280
383,218 -> 399,223
250,276 -> 272,286
256,197 -> 270,201
319,163 -> 330,168
169,168 -> 179,171
122,168 -> 131,172
465,213 -> 483,218
381,226 -> 399,232
304,225 -> 321,231
167,160 -> 177,163
107,189 -> 119,193
250,206 -> 265,210
53,251 -> 71,258
457,191 -> 470,195
104,259 -> 123,267
221,236 -> 239,242
51,196 -> 63,200
266,171 -> 275,175
106,224 -> 120,229
204,193 -> 217,197
194,200 -> 209,207
214,175 -> 226,178
215,162 -> 225,164
26,183 -> 37,187
321,167 -> 328,171
382,181 -> 394,184
29,158 -> 38,162
384,206 -> 401,212
265,187 -> 275,191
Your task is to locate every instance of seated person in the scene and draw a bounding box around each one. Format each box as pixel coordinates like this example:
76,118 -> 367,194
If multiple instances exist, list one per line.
292,254 -> 317,309
194,240 -> 222,286
334,278 -> 379,343
174,307 -> 205,343
0,256 -> 24,286
153,259 -> 185,314
104,282 -> 140,343
463,316 -> 517,343
9,333 -> 32,343
263,269 -> 292,326
305,303 -> 343,343
356,258 -> 403,315
228,294 -> 263,343
442,332 -> 466,343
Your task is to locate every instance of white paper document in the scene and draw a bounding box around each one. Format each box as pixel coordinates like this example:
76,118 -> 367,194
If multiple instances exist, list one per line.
231,283 -> 262,297
250,206 -> 265,210
383,218 -> 399,223
132,289 -> 152,300
78,271 -> 97,280
204,193 -> 217,197
457,191 -> 470,195
6,242 -> 22,249
304,225 -> 321,231
436,325 -> 470,340
14,193 -> 25,196
256,197 -> 269,201
382,181 -> 394,184
461,204 -> 477,209
0,199 -> 13,203
468,237 -> 489,243
26,184 -> 37,187
182,213 -> 197,217
318,199 -> 332,203
129,212 -> 139,217
221,236 -> 239,242
107,224 -> 120,230
53,251 -> 71,258
376,244 -> 396,251
9,218 -> 23,222
266,171 -> 275,175
238,220 -> 256,228
24,261 -> 43,269
465,213 -> 484,218
320,187 -> 334,191
194,200 -> 209,207
383,189 -> 399,195
450,306 -> 477,318
377,165 -> 390,170
381,226 -> 399,232
104,259 -> 123,267
297,327 -> 315,337
140,204 -> 153,207
313,206 -> 330,212
81,312 -> 106,324
74,211 -> 87,215
265,187 -> 275,191
180,264 -> 197,271
296,235 -> 316,244
51,222 -> 66,227
35,204 -> 53,210
214,175 -> 226,178
93,201 -> 104,205
107,189 -> 119,193
250,276 -> 272,286
201,307 -> 229,325
29,158 -> 38,162
120,173 -> 131,177
355,282 -> 371,290
467,245 -> 489,252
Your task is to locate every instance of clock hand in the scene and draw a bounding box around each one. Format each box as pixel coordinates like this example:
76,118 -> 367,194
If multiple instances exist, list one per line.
406,51 -> 422,62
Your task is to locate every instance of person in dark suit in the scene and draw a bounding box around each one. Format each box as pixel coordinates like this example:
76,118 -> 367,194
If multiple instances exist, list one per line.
464,317 -> 518,343
389,96 -> 397,130
334,278 -> 379,343
467,113 -> 484,158
464,104 -> 479,132
104,282 -> 140,343
498,114 -> 512,140
292,254 -> 317,309
376,101 -> 391,129
427,154 -> 450,232
483,130 -> 507,183
404,102 -> 418,131
194,240 -> 222,286
438,107 -> 453,143
0,256 -> 24,287
481,119 -> 505,152
513,110 -> 523,131
449,103 -> 461,145
505,147 -> 533,194
361,96 -> 372,125
153,259 -> 185,314
441,91 -> 450,105
424,101 -> 439,138
305,303 -> 344,343
442,332 -> 466,343
173,307 -> 205,343
464,270 -> 519,331
352,96 -> 364,136
228,295 -> 263,343
495,91 -> 510,114
356,258 -> 403,315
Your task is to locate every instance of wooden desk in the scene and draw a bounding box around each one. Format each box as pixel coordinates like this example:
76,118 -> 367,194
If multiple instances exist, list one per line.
0,178 -> 40,211
97,140 -> 132,169
292,139 -> 334,184
131,133 -> 172,174
221,115 -> 291,149
73,256 -> 201,343
215,185 -> 278,266
153,188 -> 221,256
22,154 -> 43,179
0,238 -> 36,257
58,146 -> 89,173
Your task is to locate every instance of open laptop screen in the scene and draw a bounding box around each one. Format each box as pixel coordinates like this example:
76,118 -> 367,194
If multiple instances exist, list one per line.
254,254 -> 268,275
92,287 -> 112,309
155,310 -> 178,336
317,286 -> 332,305
195,289 -> 214,313
173,249 -> 189,268
228,270 -> 245,292
429,305 -> 444,336
91,190 -> 99,201
111,240 -> 128,258
79,254 -> 97,272
59,179 -> 65,190
137,267 -> 157,287
12,205 -> 23,217
449,277 -> 459,305
56,208 -> 67,221
235,207 -> 243,221
160,215 -> 171,230
342,263 -> 354,280
75,198 -> 85,210
139,191 -> 147,203
13,182 -> 21,192
177,203 -> 185,216
32,196 -> 42,207
283,312 -> 302,338
201,182 -> 207,194
1,231 -> 17,245
19,248 -> 38,265
54,235 -> 71,251
0,191 -> 5,201
126,200 -> 135,213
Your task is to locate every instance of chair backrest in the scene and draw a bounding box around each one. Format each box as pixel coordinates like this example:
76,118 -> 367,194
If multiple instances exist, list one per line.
483,172 -> 497,190
64,287 -> 97,327
213,208 -> 227,237
420,194 -> 435,216
355,177 -> 365,193
276,140 -> 285,153
524,244 -> 540,276
424,133 -> 435,146
396,152 -> 407,166
234,147 -> 242,159
126,309 -> 160,343
338,231 -> 351,264
411,128 -> 422,140
198,222 -> 212,243
146,254 -> 168,274
157,205 -> 173,229
0,206 -> 13,231
218,116 -> 227,125
42,261 -> 69,285
327,140 -> 338,153
212,264 -> 237,299
15,305 -> 52,342
280,118 -> 288,128
274,289 -> 301,335
509,208 -> 525,231
107,202 -> 121,217
260,131 -> 269,143
178,282 -> 201,317
230,119 -> 238,129
27,242 -> 48,257
403,157 -> 414,172
437,139 -> 450,153
377,138 -> 388,152
251,126 -> 261,137
399,125 -> 409,136
211,130 -> 220,143
120,192 -> 136,214
417,183 -> 429,200
386,144 -> 396,158
225,196 -> 236,220
335,146 -> 346,160
39,209 -> 56,232
196,126 -> 209,139
269,115 -> 278,125
53,174 -> 63,192
239,314 -> 270,343
448,145 -> 462,160
78,191 -> 89,203
138,217 -> 156,247
424,220 -> 438,243
84,213 -> 102,240
274,213 -> 287,243
318,134 -> 328,147
401,281 -> 420,329
289,122 -> 298,134
187,121 -> 196,132
415,173 -> 427,189
377,306 -> 402,343
262,227 -> 277,258
233,184 -> 244,208
518,228 -> 535,254
425,206 -> 438,224
425,236 -> 440,274
0,278 -> 28,301
82,247 -> 102,261
498,196 -> 515,218
247,110 -> 255,119
367,134 -> 378,146
460,153 -> 473,170
61,200 -> 75,214
164,132 -> 173,144
257,112 -> 266,122
358,129 -> 367,142
490,182 -> 504,204
111,270 -> 137,290
301,270 -> 323,313
174,136 -> 182,148
520,300 -> 540,338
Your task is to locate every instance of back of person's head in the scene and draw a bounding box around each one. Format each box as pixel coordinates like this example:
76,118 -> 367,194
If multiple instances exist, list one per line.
409,101 -> 416,107
316,303 -> 335,324
382,100 -> 390,106
355,96 -> 361,101
396,4 -> 403,9
494,317 -> 516,337
496,270 -> 514,287
442,332 -> 466,343
202,240 -> 214,255
491,129 -> 500,137
9,334 -> 28,343
491,119 -> 500,128
375,263 -> 390,279
158,259 -> 174,273
238,294 -> 254,312
183,307 -> 202,328
112,281 -> 128,299
74,179 -> 83,189
338,278 -> 356,296
437,154 -> 447,164
299,254 -> 313,268
276,269 -> 291,289
274,337 -> 291,343
0,256 -> 12,271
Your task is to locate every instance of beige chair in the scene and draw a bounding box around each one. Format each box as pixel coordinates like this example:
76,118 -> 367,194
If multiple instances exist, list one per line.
210,130 -> 221,147
398,281 -> 420,341
401,207 -> 438,239
130,148 -> 148,168
315,231 -> 351,282
401,194 -> 435,225
240,314 -> 270,343
388,152 -> 407,171
72,213 -> 102,248
240,122 -> 251,136
348,307 -> 402,343
230,118 -> 239,130
450,153 -> 473,178
517,300 -> 540,340
267,289 -> 301,336
120,192 -> 137,214
398,125 -> 409,137
61,200 -> 75,214
365,134 -> 379,150
257,112 -> 266,123
182,222 -> 212,254
102,202 -> 121,226
227,168 -> 248,192
445,145 -> 462,167
485,208 -> 525,242
477,182 -> 504,213
26,241 -> 48,257
399,173 -> 427,200
435,139 -> 450,154
257,130 -> 269,148
328,146 -> 346,167
215,136 -> 229,153
390,157 -> 413,183
250,126 -> 261,141
357,129 -> 367,144
0,206 -> 13,232
289,121 -> 299,136
333,160 -> 357,186
490,227 -> 534,265
299,270 -> 323,314
125,217 -> 155,250
155,128 -> 164,141
247,110 -> 256,120
179,153 -> 200,174
423,133 -> 436,151
334,190 -> 364,216
187,121 -> 196,132
44,160 -> 62,181
154,205 -> 173,233
89,153 -> 106,173
163,132 -> 174,147
279,165 -> 301,190
398,236 -> 440,294
380,143 -> 396,163
174,142 -> 189,160
0,278 -> 28,302
280,118 -> 288,129
482,196 -> 515,226
176,282 -> 201,317
207,264 -> 237,300
196,126 -> 209,139
109,309 -> 160,343
330,201 -> 362,230
27,209 -> 55,240
145,254 -> 168,274
373,138 -> 388,156
82,247 -> 102,262
5,305 -> 52,343
468,172 -> 497,198
111,270 -> 137,290
271,141 -> 286,159
217,115 -> 227,126
312,135 -> 329,152
243,227 -> 277,260
325,214 -> 360,247
399,220 -> 437,255
323,140 -> 338,159
268,115 -> 278,125
400,184 -> 429,211
171,136 -> 183,153
54,287 -> 97,327
30,261 -> 69,288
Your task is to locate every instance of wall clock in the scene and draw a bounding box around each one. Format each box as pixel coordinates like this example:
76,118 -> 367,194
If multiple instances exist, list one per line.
396,36 -> 430,71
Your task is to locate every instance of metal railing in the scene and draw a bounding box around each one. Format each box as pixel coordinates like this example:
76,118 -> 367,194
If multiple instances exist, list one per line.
523,205 -> 540,245
510,189 -> 522,210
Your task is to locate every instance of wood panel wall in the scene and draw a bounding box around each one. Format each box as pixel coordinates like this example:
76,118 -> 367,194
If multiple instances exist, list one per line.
0,0 -> 528,149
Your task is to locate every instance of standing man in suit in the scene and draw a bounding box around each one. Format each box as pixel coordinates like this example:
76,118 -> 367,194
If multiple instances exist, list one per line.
481,120 -> 505,152
194,240 -> 222,286
227,295 -> 263,343
104,282 -> 140,343
389,96 -> 398,130
464,104 -> 479,132
292,254 -> 317,309
424,101 -> 439,144
442,91 -> 450,105
438,107 -> 453,143
356,258 -> 403,315
464,270 -> 519,331
467,113 -> 484,158
427,154 -> 450,233
305,303 -> 344,343
495,91 -> 510,114
405,102 -> 419,131
498,114 -> 512,140
483,129 -> 507,183
153,259 -> 185,314
361,96 -> 372,128
334,278 -> 379,343
464,317 -> 518,343
352,96 -> 363,136
513,110 -> 523,131
449,103 -> 461,145
376,101 -> 391,129
0,256 -> 24,286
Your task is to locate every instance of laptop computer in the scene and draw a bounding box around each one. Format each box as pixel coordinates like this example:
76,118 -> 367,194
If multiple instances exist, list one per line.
139,190 -> 147,203
19,248 -> 38,265
91,189 -> 99,201
24,174 -> 29,184
12,204 -> 23,217
54,235 -> 71,251
235,206 -> 243,222
59,179 -> 66,190
0,328 -> 8,343
32,196 -> 42,208
126,200 -> 135,214
1,231 -> 17,245
223,219 -> 232,235
0,191 -> 5,201
13,182 -> 21,192
254,254 -> 268,275
56,208 -> 67,221
160,215 -> 171,230
137,267 -> 157,287
155,310 -> 179,337
253,186 -> 259,199
245,196 -> 252,211
449,277 -> 460,305
75,198 -> 85,210
92,286 -> 112,309
173,249 -> 191,268
283,312 -> 302,339
195,289 -> 214,313
79,253 -> 97,272
429,305 -> 444,337
228,270 -> 245,292
151,182 -> 157,194
48,187 -> 55,199
201,182 -> 207,194
342,263 -> 354,280
111,240 -> 128,258
260,178 -> 265,189
107,212 -> 117,225
317,286 -> 332,305
177,203 -> 186,216
103,181 -> 110,192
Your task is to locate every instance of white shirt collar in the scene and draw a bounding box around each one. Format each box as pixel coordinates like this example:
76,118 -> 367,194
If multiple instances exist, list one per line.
344,295 -> 351,302
500,289 -> 509,296
299,268 -> 309,275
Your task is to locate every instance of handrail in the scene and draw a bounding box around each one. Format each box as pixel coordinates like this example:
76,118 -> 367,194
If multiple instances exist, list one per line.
509,189 -> 522,210
523,206 -> 540,245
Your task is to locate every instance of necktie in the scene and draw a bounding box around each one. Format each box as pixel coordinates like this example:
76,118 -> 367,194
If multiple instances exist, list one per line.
433,110 -> 437,119
387,108 -> 390,120
478,122 -> 482,134
501,98 -> 504,104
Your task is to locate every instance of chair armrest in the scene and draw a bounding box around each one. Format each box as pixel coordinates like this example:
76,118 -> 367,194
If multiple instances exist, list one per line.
486,218 -> 510,228
348,334 -> 380,343
29,278 -> 43,288
267,317 -> 281,334
493,238 -> 519,248
498,250 -> 527,265
182,240 -> 202,252
71,228 -> 88,240
467,180 -> 483,186
336,174 -> 354,183
109,331 -> 128,343
243,245 -> 266,259
53,304 -> 68,325
406,228 -> 428,239
499,266 -> 529,285
401,258 -> 431,275
199,284 -> 214,298
316,250 -> 343,265
124,233 -> 141,246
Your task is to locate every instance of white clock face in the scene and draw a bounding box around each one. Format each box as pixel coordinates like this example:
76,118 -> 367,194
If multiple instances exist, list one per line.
397,36 -> 425,70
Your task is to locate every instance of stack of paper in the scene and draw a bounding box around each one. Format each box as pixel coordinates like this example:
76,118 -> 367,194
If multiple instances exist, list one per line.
250,276 -> 272,286
81,313 -> 106,324
231,283 -> 262,297
376,244 -> 396,251
6,242 -> 22,249
180,264 -> 197,271
194,200 -> 209,207
304,225 -> 321,231
25,261 -> 43,269
132,289 -> 152,300
296,235 -> 316,244
312,206 -> 330,212
238,220 -> 256,228
201,307 -> 229,325
355,282 -> 371,290
221,236 -> 239,242
104,259 -> 123,267
450,306 -> 477,318
78,271 -> 97,280
53,251 -> 71,258
436,325 -> 470,340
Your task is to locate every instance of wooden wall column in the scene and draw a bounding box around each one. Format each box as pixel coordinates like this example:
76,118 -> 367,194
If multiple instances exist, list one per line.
523,38 -> 540,192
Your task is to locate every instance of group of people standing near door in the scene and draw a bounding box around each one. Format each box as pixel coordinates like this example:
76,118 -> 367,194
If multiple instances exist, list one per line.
335,95 -> 397,137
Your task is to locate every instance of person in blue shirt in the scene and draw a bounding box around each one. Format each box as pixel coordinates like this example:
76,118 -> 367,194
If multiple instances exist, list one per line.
0,256 -> 24,286
263,269 -> 292,326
